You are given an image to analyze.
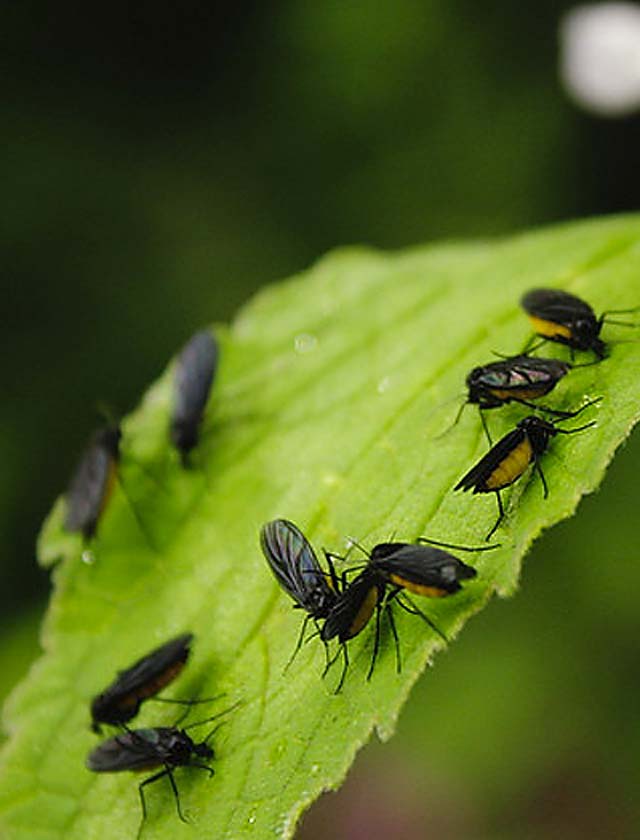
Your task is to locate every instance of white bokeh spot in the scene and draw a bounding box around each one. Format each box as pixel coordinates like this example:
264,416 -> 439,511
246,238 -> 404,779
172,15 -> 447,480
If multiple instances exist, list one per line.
560,2 -> 640,116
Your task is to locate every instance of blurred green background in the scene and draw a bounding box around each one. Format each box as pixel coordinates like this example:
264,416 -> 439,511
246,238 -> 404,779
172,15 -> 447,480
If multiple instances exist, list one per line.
2,2 -> 639,837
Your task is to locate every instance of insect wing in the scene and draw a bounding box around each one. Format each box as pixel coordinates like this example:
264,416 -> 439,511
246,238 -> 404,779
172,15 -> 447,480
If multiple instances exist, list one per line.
93,633 -> 193,712
172,331 -> 218,448
521,288 -> 595,325
468,357 -> 546,391
260,519 -> 333,612
87,729 -> 164,773
507,356 -> 570,387
454,426 -> 526,493
373,544 -> 476,592
260,519 -> 314,603
65,427 -> 120,534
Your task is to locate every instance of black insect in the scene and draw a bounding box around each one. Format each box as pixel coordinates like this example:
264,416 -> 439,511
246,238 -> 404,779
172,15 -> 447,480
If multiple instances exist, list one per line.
451,355 -> 573,442
454,400 -> 599,539
64,425 -> 122,541
466,355 -> 571,411
521,287 -> 638,360
321,539 -> 488,692
91,633 -> 201,733
320,568 -> 383,692
260,519 -> 340,667
86,711 -> 228,825
171,330 -> 219,465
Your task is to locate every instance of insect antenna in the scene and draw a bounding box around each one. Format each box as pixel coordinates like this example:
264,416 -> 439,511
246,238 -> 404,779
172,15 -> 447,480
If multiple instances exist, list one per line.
602,319 -> 639,328
435,398 -> 468,440
154,692 -> 226,709
521,336 -> 546,355
598,305 -> 640,331
601,304 -> 640,319
344,537 -> 369,558
182,700 -> 242,736
166,694 -> 227,728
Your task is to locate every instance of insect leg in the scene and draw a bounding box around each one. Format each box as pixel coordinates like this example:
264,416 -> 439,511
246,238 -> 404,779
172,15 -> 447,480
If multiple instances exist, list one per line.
333,645 -> 349,695
310,617 -> 332,671
322,550 -> 342,592
320,637 -> 332,671
284,615 -> 312,673
557,397 -> 601,419
366,598 -> 383,682
395,595 -> 448,643
165,767 -> 188,823
557,420 -> 596,435
479,409 -> 493,445
486,491 -> 505,541
187,762 -> 216,778
418,537 -> 499,553
138,767 -> 170,822
322,643 -> 343,679
535,458 -> 549,499
385,602 -> 401,675
514,399 -> 575,419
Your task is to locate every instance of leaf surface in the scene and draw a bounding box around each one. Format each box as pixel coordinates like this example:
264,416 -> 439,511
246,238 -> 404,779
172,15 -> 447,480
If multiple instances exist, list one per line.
2,215 -> 640,839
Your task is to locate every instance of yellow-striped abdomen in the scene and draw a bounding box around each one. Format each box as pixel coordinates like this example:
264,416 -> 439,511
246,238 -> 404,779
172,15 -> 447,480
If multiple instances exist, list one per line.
389,574 -> 448,598
348,587 -> 379,638
490,387 -> 548,401
528,315 -> 572,341
98,459 -> 118,518
485,437 -> 533,490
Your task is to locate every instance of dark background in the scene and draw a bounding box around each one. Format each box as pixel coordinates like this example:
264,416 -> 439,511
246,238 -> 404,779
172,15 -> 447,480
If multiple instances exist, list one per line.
2,2 -> 639,838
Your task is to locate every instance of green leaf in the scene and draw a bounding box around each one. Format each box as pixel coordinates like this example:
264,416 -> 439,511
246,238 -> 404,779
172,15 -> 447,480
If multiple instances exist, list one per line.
2,215 -> 640,840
